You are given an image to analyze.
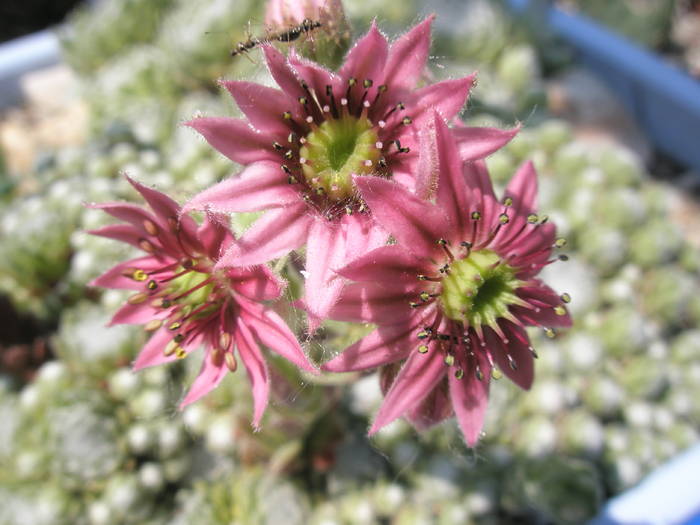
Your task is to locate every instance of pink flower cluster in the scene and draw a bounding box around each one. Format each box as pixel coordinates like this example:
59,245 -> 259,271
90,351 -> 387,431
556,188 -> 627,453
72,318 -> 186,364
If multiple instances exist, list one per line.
92,17 -> 570,444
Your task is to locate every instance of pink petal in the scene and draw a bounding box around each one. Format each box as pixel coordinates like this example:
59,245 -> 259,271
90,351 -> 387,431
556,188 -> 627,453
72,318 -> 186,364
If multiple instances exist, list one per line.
339,21 -> 388,87
88,224 -> 147,250
109,302 -> 163,326
216,204 -> 311,267
514,282 -> 572,328
88,201 -> 156,232
449,351 -> 491,446
431,112 -> 474,238
406,380 -> 453,431
238,298 -> 316,373
354,176 -> 448,259
127,176 -> 182,224
221,80 -> 297,136
197,212 -> 234,260
504,160 -> 538,214
322,321 -> 419,372
132,327 -> 180,371
384,15 -> 434,91
179,350 -> 228,407
90,256 -> 167,290
340,210 -> 388,257
453,125 -> 520,161
234,319 -> 270,429
369,345 -> 446,434
263,45 -> 307,104
462,160 -> 499,245
483,323 -> 534,390
289,49 -> 340,97
229,265 -> 284,301
304,218 -> 348,329
186,117 -> 279,165
184,161 -> 298,214
325,281 -> 422,325
337,244 -> 425,284
412,74 -> 475,123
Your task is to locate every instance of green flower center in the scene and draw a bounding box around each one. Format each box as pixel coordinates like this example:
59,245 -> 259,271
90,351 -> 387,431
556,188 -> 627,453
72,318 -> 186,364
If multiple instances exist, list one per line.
440,250 -> 523,329
299,115 -> 380,201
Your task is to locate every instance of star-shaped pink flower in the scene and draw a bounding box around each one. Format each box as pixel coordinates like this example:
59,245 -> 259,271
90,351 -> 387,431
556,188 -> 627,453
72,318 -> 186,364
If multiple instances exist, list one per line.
184,16 -> 518,330
321,113 -> 571,445
89,177 -> 315,428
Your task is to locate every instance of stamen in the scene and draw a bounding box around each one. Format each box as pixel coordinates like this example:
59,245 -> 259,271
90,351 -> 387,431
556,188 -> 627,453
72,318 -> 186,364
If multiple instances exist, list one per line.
225,352 -> 237,372
139,239 -> 156,253
560,293 -> 571,303
326,85 -> 339,118
144,319 -> 162,332
131,269 -> 148,281
143,220 -> 158,236
128,293 -> 148,305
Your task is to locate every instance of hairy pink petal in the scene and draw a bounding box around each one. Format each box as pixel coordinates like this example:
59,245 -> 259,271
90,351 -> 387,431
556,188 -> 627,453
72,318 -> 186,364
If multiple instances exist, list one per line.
221,81 -> 298,136
88,224 -> 147,250
431,113 -> 474,237
235,320 -> 270,429
450,351 -> 491,446
514,283 -> 572,328
339,21 -> 388,87
326,281 -> 422,324
484,324 -> 534,390
369,347 -> 446,434
263,45 -> 307,104
354,176 -> 448,259
180,351 -> 228,407
239,298 -> 316,373
217,204 -> 311,268
304,218 -> 348,328
184,161 -> 297,214
289,50 -> 340,96
453,124 -> 520,161
90,256 -> 169,290
229,265 -> 284,301
322,321 -> 418,372
406,382 -> 453,431
197,213 -> 233,259
413,75 -> 475,123
186,117 -> 279,165
504,160 -> 538,214
337,244 -> 425,284
462,160 -> 499,245
384,15 -> 434,91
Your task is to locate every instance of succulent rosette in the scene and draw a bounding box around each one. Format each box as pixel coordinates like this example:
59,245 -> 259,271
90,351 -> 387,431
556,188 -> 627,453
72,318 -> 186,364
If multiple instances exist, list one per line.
89,177 -> 315,427
184,16 -> 517,328
322,114 -> 572,444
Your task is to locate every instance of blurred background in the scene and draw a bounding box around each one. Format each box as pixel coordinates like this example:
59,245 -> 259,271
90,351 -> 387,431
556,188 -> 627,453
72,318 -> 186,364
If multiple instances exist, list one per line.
1,0 -> 699,524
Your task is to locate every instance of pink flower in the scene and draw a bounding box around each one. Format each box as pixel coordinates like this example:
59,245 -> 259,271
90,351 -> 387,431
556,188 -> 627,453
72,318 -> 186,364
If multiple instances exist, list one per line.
89,177 -> 315,428
321,113 -> 572,445
265,0 -> 345,31
184,16 -> 518,330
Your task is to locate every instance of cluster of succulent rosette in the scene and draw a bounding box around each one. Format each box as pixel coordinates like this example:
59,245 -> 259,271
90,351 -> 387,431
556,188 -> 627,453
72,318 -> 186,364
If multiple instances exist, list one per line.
91,15 -> 570,445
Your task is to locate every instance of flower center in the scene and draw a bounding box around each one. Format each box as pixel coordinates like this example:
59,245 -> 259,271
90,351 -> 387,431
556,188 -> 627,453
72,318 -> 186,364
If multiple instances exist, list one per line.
440,250 -> 522,329
299,115 -> 380,201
